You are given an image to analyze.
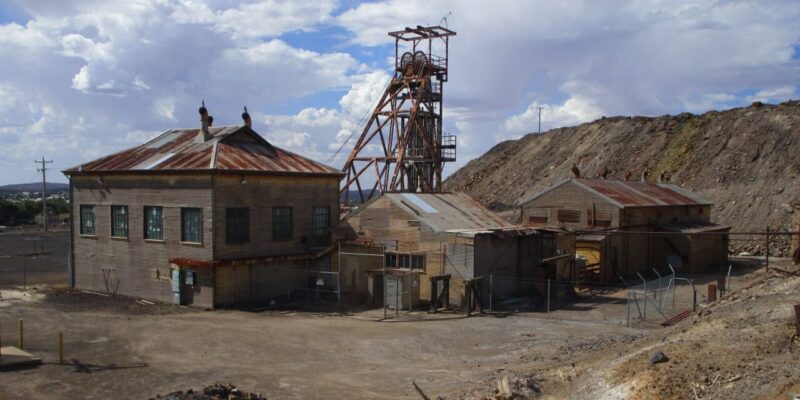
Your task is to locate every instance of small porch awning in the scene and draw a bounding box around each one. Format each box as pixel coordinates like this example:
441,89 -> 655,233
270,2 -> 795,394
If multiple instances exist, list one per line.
658,221 -> 731,234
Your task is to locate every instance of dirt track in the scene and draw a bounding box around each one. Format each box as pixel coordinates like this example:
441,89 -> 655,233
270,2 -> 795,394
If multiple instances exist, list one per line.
0,288 -> 638,400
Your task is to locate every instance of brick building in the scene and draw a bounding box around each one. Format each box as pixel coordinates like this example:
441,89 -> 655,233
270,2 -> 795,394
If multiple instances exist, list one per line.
63,106 -> 342,307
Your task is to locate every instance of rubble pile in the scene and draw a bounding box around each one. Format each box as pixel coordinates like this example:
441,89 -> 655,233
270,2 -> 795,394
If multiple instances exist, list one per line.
151,383 -> 267,400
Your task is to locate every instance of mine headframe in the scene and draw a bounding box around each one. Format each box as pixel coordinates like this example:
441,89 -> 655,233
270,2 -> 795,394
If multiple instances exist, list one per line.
341,25 -> 457,206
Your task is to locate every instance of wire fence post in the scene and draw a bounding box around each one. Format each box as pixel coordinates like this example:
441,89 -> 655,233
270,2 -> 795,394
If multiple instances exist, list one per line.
546,278 -> 551,314
726,264 -> 732,295
395,272 -> 399,317
22,255 -> 27,290
626,287 -> 631,327
337,241 -> 342,308
489,274 -> 493,313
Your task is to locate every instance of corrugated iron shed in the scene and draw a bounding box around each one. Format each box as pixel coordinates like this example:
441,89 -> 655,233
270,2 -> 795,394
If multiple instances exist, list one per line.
63,125 -> 342,176
383,192 -> 514,233
519,178 -> 711,208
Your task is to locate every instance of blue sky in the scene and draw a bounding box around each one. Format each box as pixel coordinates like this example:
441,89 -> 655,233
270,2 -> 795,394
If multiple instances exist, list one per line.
0,0 -> 798,185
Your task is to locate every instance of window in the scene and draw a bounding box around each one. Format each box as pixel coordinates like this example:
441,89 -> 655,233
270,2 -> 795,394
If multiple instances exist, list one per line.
385,253 -> 397,268
111,205 -> 128,238
181,208 -> 202,243
226,207 -> 249,243
411,254 -> 425,270
272,207 -> 293,241
556,209 -> 581,223
385,252 -> 425,270
528,207 -> 549,224
80,205 -> 95,235
312,206 -> 330,236
144,206 -> 164,240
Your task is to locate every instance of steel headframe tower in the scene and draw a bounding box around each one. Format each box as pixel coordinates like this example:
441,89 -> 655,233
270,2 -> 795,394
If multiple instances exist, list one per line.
341,25 -> 457,205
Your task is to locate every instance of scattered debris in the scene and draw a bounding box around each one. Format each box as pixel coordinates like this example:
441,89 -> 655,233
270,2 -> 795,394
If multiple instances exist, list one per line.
150,383 -> 267,400
412,380 -> 433,400
650,351 -> 669,365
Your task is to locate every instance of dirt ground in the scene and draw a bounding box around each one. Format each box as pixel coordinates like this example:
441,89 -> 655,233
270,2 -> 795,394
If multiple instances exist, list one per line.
0,286 -> 639,400
463,259 -> 800,400
0,258 -> 795,400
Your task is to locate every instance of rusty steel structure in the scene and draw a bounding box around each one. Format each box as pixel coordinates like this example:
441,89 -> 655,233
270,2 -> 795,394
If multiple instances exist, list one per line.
341,25 -> 457,205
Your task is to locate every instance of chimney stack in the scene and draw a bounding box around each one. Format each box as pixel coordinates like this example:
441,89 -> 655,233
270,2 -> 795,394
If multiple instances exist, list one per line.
198,100 -> 211,141
242,106 -> 251,128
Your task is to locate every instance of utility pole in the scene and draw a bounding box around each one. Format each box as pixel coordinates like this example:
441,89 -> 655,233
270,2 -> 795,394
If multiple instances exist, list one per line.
537,106 -> 544,134
35,157 -> 53,231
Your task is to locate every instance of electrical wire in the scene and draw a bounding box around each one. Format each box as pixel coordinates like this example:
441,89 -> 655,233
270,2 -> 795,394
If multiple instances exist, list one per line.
325,74 -> 392,166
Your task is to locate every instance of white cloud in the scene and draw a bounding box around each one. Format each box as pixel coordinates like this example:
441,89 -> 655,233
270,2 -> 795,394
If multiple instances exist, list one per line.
502,92 -> 604,139
749,86 -> 798,103
59,33 -> 111,61
154,97 -> 178,121
215,0 -> 336,40
71,65 -> 91,91
0,0 -> 798,185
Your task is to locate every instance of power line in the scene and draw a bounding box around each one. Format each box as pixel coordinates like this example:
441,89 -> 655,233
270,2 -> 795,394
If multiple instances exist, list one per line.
34,156 -> 53,232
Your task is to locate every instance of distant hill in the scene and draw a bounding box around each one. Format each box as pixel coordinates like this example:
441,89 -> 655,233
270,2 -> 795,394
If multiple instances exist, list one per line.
0,182 -> 69,193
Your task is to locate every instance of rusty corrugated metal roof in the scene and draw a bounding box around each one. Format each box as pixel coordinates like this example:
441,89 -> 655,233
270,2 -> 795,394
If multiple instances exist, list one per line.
575,179 -> 710,207
63,125 -> 342,176
519,178 -> 711,208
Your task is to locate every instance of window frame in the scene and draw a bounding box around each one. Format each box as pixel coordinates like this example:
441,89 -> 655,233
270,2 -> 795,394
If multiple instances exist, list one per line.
143,206 -> 164,241
384,251 -> 426,270
312,206 -> 331,237
110,205 -> 128,238
180,207 -> 203,244
411,254 -> 425,270
79,205 -> 95,236
272,206 -> 293,241
225,207 -> 250,244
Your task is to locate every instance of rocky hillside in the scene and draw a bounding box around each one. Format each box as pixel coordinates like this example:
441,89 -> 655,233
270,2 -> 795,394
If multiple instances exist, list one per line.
444,100 -> 800,246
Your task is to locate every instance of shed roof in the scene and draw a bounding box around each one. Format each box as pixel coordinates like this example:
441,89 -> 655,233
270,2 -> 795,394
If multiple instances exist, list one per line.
518,178 -> 711,208
63,125 -> 342,176
659,221 -> 731,233
382,192 -> 514,233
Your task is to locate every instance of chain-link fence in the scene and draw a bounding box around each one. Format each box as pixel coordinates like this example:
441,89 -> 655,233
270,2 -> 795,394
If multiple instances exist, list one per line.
0,229 -> 69,288
480,258 -> 758,327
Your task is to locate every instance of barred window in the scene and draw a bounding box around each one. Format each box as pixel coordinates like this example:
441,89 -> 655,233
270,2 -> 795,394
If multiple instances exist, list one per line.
181,208 -> 202,243
226,207 -> 249,244
144,206 -> 163,240
80,205 -> 95,235
272,207 -> 293,241
111,205 -> 128,238
312,206 -> 330,236
398,254 -> 410,268
385,252 -> 425,270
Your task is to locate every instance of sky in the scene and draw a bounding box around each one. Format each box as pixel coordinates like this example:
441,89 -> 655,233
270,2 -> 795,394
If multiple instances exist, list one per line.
0,0 -> 798,185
